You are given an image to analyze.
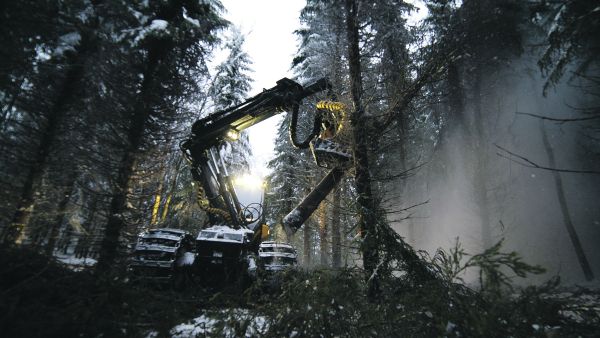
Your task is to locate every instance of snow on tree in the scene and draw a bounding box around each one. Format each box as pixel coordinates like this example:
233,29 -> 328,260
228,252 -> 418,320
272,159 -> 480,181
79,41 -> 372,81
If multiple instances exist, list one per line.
210,27 -> 254,176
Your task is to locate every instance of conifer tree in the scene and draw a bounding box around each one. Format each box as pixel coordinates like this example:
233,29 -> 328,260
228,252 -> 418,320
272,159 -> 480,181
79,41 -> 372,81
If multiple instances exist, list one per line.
210,28 -> 254,175
96,0 -> 226,271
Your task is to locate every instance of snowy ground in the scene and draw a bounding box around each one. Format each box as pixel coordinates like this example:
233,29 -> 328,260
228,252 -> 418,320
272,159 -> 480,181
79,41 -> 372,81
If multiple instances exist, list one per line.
551,288 -> 600,326
54,253 -> 97,271
160,287 -> 600,337
168,309 -> 268,338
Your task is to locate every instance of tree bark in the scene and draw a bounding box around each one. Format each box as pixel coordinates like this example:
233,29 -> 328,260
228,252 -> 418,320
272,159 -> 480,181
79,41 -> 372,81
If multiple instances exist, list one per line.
345,0 -> 379,294
540,120 -> 594,281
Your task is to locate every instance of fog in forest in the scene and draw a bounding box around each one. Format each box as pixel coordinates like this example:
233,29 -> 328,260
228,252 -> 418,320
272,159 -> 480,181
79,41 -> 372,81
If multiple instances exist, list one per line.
388,51 -> 600,285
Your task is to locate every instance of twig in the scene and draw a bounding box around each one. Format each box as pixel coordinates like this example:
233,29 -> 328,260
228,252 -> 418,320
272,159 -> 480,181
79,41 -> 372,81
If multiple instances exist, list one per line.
373,161 -> 427,182
383,200 -> 429,215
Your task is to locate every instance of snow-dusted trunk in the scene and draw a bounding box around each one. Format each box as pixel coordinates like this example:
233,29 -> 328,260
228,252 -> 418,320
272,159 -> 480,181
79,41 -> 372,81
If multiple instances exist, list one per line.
345,0 -> 379,293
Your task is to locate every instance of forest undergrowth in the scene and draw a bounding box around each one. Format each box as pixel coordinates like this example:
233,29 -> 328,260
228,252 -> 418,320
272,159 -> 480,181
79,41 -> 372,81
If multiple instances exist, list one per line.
1,228 -> 599,338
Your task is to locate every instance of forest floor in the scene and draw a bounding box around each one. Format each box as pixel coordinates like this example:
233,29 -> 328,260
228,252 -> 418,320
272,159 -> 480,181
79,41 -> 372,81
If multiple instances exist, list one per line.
1,245 -> 599,337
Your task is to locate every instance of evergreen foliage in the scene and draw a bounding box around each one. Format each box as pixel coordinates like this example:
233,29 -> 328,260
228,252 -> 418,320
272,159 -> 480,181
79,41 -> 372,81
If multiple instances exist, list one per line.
0,0 -> 599,336
3,241 -> 598,337
211,28 -> 254,175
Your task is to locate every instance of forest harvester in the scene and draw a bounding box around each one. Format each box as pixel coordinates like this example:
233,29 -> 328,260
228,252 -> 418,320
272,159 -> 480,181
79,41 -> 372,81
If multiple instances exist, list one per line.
133,77 -> 351,284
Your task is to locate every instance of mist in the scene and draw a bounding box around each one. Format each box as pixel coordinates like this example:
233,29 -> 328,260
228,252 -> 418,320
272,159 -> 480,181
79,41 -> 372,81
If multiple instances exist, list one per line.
388,51 -> 600,285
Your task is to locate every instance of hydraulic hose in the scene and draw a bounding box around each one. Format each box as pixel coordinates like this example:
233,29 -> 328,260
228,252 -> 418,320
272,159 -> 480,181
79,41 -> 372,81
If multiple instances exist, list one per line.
289,103 -> 321,149
288,78 -> 333,149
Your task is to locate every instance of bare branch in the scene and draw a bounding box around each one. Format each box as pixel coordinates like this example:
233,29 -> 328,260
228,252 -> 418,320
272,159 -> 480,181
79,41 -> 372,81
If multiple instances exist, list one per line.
383,200 -> 429,215
516,111 -> 600,124
494,143 -> 600,175
373,161 -> 427,182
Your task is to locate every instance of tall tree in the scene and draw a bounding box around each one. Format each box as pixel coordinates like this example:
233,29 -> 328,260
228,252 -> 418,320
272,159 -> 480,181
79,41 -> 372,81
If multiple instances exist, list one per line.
422,0 -> 527,249
265,114 -> 314,232
2,1 -> 100,244
533,0 -> 600,95
318,196 -> 329,266
210,28 -> 254,175
345,0 -> 379,292
96,0 -> 226,271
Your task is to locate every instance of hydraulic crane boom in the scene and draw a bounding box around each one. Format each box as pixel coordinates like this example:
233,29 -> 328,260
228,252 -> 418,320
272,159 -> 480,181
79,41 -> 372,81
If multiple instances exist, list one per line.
180,77 -> 350,239
183,77 -> 330,153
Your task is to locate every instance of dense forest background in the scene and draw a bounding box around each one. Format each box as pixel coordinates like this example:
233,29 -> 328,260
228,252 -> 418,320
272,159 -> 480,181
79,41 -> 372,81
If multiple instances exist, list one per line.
1,0 -> 599,281
272,0 -> 600,286
1,0 -> 599,336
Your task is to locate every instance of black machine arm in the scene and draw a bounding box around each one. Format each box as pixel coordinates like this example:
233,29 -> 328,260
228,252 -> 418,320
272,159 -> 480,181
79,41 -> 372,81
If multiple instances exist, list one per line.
180,77 -> 335,230
182,77 -> 331,156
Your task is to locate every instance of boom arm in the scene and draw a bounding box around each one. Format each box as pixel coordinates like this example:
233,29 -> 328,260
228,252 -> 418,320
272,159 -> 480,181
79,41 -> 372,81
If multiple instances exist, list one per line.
182,78 -> 331,155
180,78 -> 344,234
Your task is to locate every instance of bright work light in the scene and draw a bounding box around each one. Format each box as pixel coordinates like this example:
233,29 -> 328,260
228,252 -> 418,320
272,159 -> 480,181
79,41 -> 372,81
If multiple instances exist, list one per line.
233,174 -> 265,189
226,129 -> 240,141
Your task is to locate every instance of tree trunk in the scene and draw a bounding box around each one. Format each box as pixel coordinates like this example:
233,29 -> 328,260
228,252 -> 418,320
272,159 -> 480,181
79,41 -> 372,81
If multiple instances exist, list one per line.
44,176 -> 77,256
151,180 -> 164,225
442,62 -> 469,145
161,157 -> 183,223
303,220 -> 312,267
540,120 -> 594,281
472,69 -> 492,249
345,0 -> 379,294
331,186 -> 342,268
95,52 -> 160,272
73,195 -> 99,258
318,200 -> 329,266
